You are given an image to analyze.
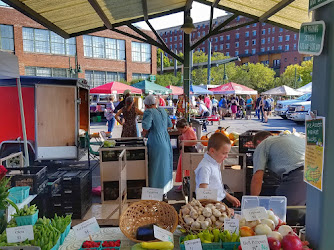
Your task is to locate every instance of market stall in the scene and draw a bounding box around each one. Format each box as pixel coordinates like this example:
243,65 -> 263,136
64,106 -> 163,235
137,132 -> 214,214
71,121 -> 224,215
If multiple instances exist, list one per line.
261,85 -> 303,96
131,80 -> 172,95
209,82 -> 258,95
166,85 -> 184,95
90,81 -> 142,94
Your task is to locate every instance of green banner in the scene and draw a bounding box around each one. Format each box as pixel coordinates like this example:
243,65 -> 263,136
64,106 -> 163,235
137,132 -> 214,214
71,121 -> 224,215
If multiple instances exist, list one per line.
298,21 -> 325,56
309,0 -> 334,11
306,118 -> 324,145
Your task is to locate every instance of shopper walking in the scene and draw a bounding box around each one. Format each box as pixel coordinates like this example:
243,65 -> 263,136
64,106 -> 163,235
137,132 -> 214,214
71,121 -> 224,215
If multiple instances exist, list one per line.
259,95 -> 268,123
218,95 -> 228,120
198,100 -> 210,131
255,95 -> 262,120
245,95 -> 253,120
104,96 -> 115,135
211,96 -> 218,115
141,95 -> 173,196
230,96 -> 239,120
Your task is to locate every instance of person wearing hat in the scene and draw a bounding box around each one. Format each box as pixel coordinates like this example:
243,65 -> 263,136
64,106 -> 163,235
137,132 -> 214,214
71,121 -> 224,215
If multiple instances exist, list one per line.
142,95 -> 173,197
114,89 -> 131,113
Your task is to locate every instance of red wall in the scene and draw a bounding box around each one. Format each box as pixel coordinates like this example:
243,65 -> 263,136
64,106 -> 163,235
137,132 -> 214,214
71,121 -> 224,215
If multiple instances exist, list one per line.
0,86 -> 35,142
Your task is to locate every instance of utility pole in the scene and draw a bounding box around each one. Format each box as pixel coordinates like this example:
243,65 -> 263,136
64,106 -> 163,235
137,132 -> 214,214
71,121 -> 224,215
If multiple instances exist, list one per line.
207,40 -> 212,89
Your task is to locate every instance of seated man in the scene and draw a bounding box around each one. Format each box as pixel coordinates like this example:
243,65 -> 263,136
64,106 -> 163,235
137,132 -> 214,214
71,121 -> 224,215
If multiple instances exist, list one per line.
251,131 -> 306,206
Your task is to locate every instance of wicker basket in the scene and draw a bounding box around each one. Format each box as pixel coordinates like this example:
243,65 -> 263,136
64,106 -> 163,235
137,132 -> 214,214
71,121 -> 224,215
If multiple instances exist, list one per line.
179,199 -> 232,233
119,200 -> 178,243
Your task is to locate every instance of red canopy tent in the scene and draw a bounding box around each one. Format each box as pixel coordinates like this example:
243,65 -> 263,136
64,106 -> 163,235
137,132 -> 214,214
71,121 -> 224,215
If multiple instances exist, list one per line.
166,85 -> 184,95
90,81 -> 142,94
209,82 -> 258,95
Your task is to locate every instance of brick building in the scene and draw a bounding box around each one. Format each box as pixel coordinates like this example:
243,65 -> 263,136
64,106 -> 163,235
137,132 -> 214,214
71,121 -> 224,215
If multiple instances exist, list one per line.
158,14 -> 312,75
0,1 -> 157,88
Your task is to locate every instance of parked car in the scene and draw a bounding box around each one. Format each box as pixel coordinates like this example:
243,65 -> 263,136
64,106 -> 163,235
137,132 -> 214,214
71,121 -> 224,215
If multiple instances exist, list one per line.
287,100 -> 311,123
274,93 -> 311,119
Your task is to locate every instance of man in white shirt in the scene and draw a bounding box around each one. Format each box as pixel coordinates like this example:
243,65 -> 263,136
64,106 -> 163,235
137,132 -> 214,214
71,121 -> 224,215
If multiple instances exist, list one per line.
198,100 -> 210,132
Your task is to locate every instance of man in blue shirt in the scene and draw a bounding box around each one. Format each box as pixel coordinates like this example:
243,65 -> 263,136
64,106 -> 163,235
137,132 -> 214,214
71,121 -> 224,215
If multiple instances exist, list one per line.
218,95 -> 228,120
251,131 -> 306,206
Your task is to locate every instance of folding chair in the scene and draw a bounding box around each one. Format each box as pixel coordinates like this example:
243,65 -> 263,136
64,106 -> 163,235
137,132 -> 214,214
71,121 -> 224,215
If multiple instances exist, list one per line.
85,132 -> 102,171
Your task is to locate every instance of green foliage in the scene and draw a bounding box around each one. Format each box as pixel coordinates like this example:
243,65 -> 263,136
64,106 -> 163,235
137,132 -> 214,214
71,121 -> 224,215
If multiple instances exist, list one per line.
157,49 -> 171,68
280,59 -> 313,88
156,72 -> 182,86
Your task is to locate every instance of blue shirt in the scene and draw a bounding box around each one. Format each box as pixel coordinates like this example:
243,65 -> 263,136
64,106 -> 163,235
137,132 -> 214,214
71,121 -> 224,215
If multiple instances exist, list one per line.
219,98 -> 227,108
253,134 -> 305,178
246,98 -> 253,107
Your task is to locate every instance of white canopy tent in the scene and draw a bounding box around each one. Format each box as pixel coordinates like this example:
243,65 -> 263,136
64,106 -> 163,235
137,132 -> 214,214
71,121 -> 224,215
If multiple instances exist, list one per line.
262,85 -> 303,96
0,51 -> 29,166
297,82 -> 312,93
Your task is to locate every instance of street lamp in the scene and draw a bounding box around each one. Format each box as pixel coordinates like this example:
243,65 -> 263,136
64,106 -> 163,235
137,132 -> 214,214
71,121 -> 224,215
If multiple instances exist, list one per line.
69,54 -> 82,78
223,64 -> 228,84
181,15 -> 195,34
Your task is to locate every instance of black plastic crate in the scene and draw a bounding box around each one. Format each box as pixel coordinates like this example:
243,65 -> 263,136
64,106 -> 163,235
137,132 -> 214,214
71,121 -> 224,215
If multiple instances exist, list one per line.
103,180 -> 146,200
47,177 -> 62,195
6,166 -> 47,194
62,170 -> 90,191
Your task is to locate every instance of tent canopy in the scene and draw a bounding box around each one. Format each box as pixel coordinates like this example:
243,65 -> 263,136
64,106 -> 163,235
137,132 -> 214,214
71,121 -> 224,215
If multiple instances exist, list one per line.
132,80 -> 171,95
297,82 -> 312,93
3,0 -> 311,39
166,85 -> 183,95
190,85 -> 213,95
0,51 -> 20,79
209,82 -> 258,95
262,85 -> 303,96
90,81 -> 142,94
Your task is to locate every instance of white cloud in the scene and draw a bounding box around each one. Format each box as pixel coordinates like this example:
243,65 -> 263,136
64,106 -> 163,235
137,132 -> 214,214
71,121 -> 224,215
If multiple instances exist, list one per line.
135,2 -> 227,31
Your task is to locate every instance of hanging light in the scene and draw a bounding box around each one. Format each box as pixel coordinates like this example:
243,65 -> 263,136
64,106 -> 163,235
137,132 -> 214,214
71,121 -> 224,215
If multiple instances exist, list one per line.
181,15 -> 195,34
223,73 -> 228,81
70,67 -> 75,75
297,75 -> 302,83
77,65 -> 83,73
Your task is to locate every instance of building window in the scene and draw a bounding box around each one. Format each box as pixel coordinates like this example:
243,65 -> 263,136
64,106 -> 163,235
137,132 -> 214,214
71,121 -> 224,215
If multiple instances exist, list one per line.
23,27 -> 76,55
174,44 -> 177,49
267,47 -> 270,51
197,25 -> 200,29
0,1 -> 10,7
294,57 -> 297,61
273,59 -> 281,67
278,45 -> 282,50
285,45 -> 289,51
272,27 -> 275,33
174,36 -> 177,41
293,43 -> 297,50
252,39 -> 256,45
252,49 -> 256,54
220,36 -> 223,41
294,34 -> 297,40
278,36 -> 283,42
174,29 -> 177,34
245,40 -> 249,46
164,38 -> 167,43
85,70 -> 126,88
170,31 -> 172,35
268,37 -> 270,43
179,43 -> 182,48
246,25 -> 250,28
244,49 -> 249,54
235,51 -> 239,56
285,35 -> 290,41
304,56 -> 312,61
252,30 -> 256,36
202,31 -> 205,36
279,28 -> 283,32
220,44 -> 223,50
202,24 -> 206,28
215,37 -> 218,42
179,35 -> 182,40
284,58 -> 287,62
226,43 -> 230,49
0,24 -> 14,51
235,33 -> 239,39
169,37 -> 172,42
261,38 -> 265,45
83,35 -> 125,60
226,52 -> 229,56
272,46 -> 274,50
268,28 -> 271,34
236,16 -> 240,21
262,29 -> 266,35
131,42 -> 151,62
25,66 -> 70,78
226,35 -> 230,41
214,45 -> 218,51
197,32 -> 201,37
202,47 -> 205,52
132,73 -> 150,81
245,31 -> 249,38
262,23 -> 266,26
253,23 -> 257,27
272,37 -> 275,43
235,42 -> 239,48
261,47 -> 265,52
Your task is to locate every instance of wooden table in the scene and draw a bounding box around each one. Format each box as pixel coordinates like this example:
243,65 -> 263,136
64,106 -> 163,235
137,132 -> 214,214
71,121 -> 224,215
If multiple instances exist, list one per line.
60,227 -> 183,250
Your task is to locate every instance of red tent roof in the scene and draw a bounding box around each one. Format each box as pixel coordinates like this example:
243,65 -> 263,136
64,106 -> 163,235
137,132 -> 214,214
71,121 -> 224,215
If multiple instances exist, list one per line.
90,81 -> 142,94
166,85 -> 184,95
209,82 -> 258,95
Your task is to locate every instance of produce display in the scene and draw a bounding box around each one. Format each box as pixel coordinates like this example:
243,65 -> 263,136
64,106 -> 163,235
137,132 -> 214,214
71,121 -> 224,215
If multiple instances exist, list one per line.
180,229 -> 239,244
179,199 -> 231,232
201,128 -> 240,146
51,214 -> 72,234
31,223 -> 61,250
12,204 -> 38,217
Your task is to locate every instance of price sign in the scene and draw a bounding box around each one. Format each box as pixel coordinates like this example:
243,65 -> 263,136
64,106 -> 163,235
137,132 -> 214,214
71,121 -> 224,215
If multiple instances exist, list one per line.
6,225 -> 34,243
141,187 -> 163,201
224,218 -> 239,234
73,217 -> 100,239
242,207 -> 268,221
184,238 -> 203,250
240,235 -> 269,250
196,188 -> 218,200
153,225 -> 174,243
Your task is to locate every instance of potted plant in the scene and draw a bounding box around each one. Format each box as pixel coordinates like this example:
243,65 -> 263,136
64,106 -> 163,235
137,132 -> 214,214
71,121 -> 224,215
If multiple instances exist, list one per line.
0,165 -> 19,233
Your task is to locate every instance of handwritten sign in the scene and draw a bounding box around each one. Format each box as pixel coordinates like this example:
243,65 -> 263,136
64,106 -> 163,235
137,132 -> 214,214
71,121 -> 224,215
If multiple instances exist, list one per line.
141,187 -> 163,201
153,225 -> 173,243
73,217 -> 100,239
242,207 -> 268,221
185,238 -> 203,250
6,225 -> 34,243
298,21 -> 325,56
240,235 -> 269,250
196,188 -> 218,201
224,218 -> 239,234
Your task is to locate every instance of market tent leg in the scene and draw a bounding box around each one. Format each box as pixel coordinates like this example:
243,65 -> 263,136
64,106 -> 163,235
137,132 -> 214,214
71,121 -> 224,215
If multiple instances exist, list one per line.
306,2 -> 334,248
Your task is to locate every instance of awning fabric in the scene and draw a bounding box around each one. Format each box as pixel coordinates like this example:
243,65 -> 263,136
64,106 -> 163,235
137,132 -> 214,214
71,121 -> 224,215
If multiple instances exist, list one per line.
209,82 -> 258,95
166,85 -> 184,95
3,0 -> 311,38
297,82 -> 312,93
262,85 -> 303,96
90,81 -> 142,94
131,80 -> 172,95
190,85 -> 213,95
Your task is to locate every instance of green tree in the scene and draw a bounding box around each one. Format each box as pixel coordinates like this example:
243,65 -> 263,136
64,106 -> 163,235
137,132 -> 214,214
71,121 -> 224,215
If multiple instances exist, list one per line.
157,49 -> 171,68
280,59 -> 313,88
156,72 -> 182,86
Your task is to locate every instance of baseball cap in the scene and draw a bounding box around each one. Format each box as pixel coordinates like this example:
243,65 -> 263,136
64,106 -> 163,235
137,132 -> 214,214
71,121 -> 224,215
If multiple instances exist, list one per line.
123,89 -> 131,95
